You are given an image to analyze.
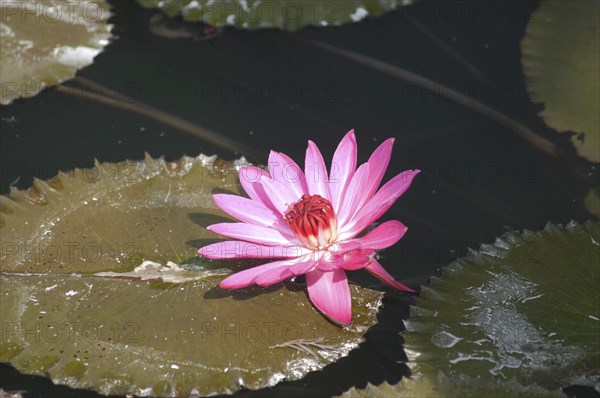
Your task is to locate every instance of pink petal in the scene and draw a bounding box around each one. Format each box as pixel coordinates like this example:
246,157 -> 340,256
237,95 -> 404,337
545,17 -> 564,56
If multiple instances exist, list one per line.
268,150 -> 308,199
254,254 -> 318,285
359,138 -> 395,209
316,252 -> 343,272
288,256 -> 318,275
212,194 -> 285,230
305,140 -> 331,200
336,163 -> 371,226
254,173 -> 301,215
310,242 -> 363,272
238,166 -> 278,213
341,249 -> 375,270
220,259 -> 294,289
364,259 -> 415,292
198,240 -> 309,259
356,220 -> 408,250
331,240 -> 362,254
306,268 -> 352,325
239,166 -> 269,199
341,170 -> 420,238
329,130 -> 357,212
208,223 -> 295,245
255,266 -> 294,286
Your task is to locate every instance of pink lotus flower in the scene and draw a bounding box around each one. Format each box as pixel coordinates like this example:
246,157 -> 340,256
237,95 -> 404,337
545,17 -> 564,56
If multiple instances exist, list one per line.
198,130 -> 420,325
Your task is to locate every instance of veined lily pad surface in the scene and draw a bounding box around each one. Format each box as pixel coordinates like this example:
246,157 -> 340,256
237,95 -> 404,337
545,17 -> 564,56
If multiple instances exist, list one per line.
0,0 -> 113,105
521,0 -> 600,162
340,222 -> 600,398
136,0 -> 416,31
0,155 -> 383,397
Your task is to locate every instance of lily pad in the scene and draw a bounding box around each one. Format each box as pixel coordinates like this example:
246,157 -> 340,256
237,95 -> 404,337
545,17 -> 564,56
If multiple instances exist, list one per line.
0,154 -> 383,397
136,0 -> 416,31
521,0 -> 600,162
403,221 -> 600,396
339,222 -> 599,398
0,0 -> 113,105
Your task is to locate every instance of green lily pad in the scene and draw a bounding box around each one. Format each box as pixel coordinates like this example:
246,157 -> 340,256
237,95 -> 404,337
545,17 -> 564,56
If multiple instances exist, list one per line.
0,0 -> 113,105
339,222 -> 599,398
336,375 -> 437,398
136,0 -> 416,31
0,154 -> 383,396
521,0 -> 600,162
404,221 -> 600,396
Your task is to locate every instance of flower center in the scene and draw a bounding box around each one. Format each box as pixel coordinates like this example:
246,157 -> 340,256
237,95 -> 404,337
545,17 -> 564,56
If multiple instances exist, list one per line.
285,194 -> 338,250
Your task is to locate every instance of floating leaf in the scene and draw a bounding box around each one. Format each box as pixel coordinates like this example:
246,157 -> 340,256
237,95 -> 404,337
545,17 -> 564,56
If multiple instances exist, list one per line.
339,222 -> 599,397
136,0 -> 416,31
0,155 -> 383,397
0,0 -> 113,105
403,221 -> 600,395
521,0 -> 600,162
336,375 -> 438,398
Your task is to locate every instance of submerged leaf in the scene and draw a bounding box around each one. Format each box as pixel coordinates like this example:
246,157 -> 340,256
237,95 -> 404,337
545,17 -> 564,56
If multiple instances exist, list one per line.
0,0 -> 113,105
521,0 -> 600,162
0,155 -> 383,396
404,221 -> 600,395
136,0 -> 416,31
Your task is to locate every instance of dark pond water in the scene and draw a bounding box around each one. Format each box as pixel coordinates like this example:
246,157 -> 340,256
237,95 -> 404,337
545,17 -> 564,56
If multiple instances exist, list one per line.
1,0 -> 597,397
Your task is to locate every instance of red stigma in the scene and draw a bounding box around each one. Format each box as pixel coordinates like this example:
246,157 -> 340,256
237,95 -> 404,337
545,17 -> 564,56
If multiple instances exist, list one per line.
285,194 -> 338,249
